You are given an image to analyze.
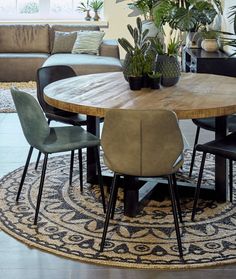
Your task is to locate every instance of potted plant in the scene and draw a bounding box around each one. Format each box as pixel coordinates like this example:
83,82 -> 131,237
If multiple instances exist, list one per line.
116,1 -> 163,40
77,0 -> 91,21
118,17 -> 151,89
200,29 -> 220,52
126,0 -> 159,21
89,0 -> 103,21
151,36 -> 182,87
127,49 -> 145,90
153,0 -> 222,48
148,71 -> 162,89
154,0 -> 222,32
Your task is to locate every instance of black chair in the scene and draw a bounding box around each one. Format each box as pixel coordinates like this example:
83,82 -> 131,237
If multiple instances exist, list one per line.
189,116 -> 236,177
11,88 -> 106,225
35,65 -> 87,188
191,132 -> 236,221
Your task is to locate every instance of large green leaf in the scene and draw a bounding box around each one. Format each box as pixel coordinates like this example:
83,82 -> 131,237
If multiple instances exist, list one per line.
170,7 -> 198,31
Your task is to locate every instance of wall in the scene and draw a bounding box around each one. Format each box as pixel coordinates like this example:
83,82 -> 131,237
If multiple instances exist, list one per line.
103,0 -> 138,59
103,0 -> 236,58
221,0 -> 235,55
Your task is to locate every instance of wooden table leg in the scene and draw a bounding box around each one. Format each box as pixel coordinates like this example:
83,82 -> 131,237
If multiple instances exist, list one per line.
215,116 -> 228,201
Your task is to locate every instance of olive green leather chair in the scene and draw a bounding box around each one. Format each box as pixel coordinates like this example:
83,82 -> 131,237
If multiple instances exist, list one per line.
11,87 -> 106,225
100,109 -> 184,258
35,65 -> 87,188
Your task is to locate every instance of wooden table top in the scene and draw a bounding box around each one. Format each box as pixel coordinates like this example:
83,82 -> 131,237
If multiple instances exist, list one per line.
44,72 -> 236,119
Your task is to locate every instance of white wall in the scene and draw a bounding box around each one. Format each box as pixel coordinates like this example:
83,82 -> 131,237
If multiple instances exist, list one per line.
221,0 -> 235,55
103,0 -> 236,57
103,0 -> 138,58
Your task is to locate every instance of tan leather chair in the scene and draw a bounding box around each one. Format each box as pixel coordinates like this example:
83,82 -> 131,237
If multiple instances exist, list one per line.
100,109 -> 184,258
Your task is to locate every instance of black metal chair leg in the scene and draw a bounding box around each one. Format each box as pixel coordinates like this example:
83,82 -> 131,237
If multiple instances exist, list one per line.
35,119 -> 50,171
111,174 -> 120,219
16,146 -> 34,202
35,151 -> 41,170
189,126 -> 201,177
229,159 -> 233,202
34,153 -> 48,225
168,175 -> 183,259
191,152 -> 207,221
69,150 -> 74,186
94,146 -> 106,213
100,173 -> 118,252
78,149 -> 83,192
172,173 -> 183,223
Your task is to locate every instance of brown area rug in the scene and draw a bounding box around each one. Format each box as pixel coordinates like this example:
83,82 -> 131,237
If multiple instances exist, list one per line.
0,82 -> 36,112
0,150 -> 236,269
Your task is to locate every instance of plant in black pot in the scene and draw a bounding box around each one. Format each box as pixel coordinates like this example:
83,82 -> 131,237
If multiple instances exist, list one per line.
151,36 -> 181,87
148,71 -> 162,89
118,17 -> 151,90
127,48 -> 145,90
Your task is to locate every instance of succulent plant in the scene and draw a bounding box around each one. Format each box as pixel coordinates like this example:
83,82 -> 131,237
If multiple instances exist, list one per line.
118,17 -> 151,78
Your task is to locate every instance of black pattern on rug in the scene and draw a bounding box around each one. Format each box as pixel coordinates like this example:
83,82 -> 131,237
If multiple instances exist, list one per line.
0,150 -> 236,269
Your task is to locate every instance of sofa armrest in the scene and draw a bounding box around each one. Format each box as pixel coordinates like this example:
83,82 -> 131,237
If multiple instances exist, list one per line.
99,39 -> 120,59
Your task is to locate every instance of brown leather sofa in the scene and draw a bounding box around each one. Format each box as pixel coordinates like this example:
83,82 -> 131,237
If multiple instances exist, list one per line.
0,24 -> 122,82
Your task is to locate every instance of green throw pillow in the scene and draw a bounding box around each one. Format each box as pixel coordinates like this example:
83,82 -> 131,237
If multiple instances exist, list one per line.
72,31 -> 105,55
51,31 -> 77,54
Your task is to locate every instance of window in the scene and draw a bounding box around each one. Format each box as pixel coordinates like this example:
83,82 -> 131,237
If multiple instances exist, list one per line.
0,0 -> 103,21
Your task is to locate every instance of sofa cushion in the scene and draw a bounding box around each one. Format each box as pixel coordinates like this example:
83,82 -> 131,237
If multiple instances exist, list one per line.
50,24 -> 100,52
51,31 -> 77,54
43,53 -> 123,75
0,25 -> 50,53
72,31 -> 105,55
0,53 -> 49,81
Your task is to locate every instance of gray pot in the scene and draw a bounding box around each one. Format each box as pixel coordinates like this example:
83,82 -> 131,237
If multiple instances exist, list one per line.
155,55 -> 181,87
161,76 -> 180,87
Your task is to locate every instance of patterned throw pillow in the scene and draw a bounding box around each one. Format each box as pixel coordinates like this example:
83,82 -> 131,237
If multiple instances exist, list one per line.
72,31 -> 105,55
51,31 -> 77,54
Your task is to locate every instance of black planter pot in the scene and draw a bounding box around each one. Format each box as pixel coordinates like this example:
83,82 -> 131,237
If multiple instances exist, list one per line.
142,75 -> 150,88
128,76 -> 142,91
149,77 -> 161,89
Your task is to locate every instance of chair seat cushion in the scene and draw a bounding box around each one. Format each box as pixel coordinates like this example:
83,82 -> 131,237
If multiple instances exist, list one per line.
46,111 -> 87,126
192,115 -> 236,132
196,132 -> 236,160
38,126 -> 100,153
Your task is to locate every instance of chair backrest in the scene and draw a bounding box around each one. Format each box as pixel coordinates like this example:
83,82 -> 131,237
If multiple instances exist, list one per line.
11,87 -> 50,149
101,109 -> 184,177
37,65 -> 76,114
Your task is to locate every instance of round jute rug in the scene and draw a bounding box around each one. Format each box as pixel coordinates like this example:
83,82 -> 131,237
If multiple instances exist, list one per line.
0,151 -> 236,269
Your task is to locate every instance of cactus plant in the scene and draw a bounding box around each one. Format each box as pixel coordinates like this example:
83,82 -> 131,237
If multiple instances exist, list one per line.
118,17 -> 151,79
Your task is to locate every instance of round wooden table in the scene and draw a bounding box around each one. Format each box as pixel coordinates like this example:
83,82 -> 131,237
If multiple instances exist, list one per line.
44,72 -> 236,215
44,71 -> 236,119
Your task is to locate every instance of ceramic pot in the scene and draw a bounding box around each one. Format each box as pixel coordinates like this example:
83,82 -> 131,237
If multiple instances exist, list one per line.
201,39 -> 219,52
155,55 -> 181,87
93,11 -> 100,21
84,10 -> 91,21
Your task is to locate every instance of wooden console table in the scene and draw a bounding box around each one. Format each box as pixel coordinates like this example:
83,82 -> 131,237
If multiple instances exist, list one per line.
44,72 -> 236,216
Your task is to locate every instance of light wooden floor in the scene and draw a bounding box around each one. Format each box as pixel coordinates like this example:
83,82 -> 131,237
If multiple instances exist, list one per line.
1,113 -> 236,279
